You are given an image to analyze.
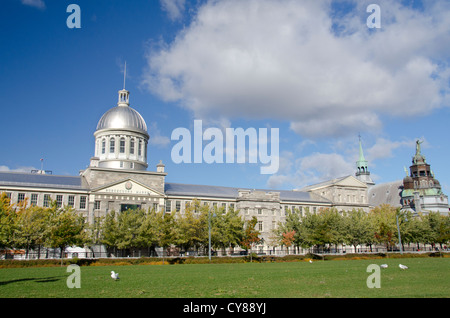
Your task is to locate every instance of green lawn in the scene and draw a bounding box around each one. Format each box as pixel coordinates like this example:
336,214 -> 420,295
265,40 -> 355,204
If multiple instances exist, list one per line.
0,258 -> 448,298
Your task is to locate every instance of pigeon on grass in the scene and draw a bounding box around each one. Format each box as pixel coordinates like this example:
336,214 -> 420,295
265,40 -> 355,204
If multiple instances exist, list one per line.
111,271 -> 120,280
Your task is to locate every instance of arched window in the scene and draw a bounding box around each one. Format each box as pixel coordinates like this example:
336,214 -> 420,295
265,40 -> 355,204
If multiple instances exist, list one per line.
102,139 -> 106,154
110,137 -> 115,153
130,138 -> 135,154
120,137 -> 125,153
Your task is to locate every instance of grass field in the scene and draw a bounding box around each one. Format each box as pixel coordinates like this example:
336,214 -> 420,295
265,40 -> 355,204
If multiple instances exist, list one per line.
0,258 -> 448,298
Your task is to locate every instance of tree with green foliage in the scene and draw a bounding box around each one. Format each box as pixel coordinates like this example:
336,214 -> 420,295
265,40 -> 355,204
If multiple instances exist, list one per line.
369,204 -> 398,250
240,216 -> 261,261
137,209 -> 164,255
45,203 -> 85,259
314,208 -> 345,251
177,200 -> 209,252
84,216 -> 103,258
422,212 -> 450,249
115,208 -> 145,251
13,205 -> 49,258
344,209 -> 375,253
100,210 -> 119,254
0,193 -> 16,252
209,205 -> 244,254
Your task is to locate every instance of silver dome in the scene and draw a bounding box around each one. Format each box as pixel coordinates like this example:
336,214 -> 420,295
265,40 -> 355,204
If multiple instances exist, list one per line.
96,106 -> 148,135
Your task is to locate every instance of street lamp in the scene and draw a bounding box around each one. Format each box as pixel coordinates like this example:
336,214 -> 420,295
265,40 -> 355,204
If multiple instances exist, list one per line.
208,208 -> 217,261
396,211 -> 408,255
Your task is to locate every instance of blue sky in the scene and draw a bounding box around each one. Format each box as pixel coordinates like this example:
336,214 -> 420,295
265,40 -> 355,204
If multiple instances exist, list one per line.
1,0 -> 449,193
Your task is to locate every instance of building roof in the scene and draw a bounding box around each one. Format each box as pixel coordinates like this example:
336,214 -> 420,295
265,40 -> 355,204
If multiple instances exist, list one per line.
299,175 -> 367,191
278,190 -> 331,203
96,105 -> 148,135
165,182 -> 238,199
0,172 -> 331,204
0,171 -> 86,191
368,180 -> 403,208
164,182 -> 331,204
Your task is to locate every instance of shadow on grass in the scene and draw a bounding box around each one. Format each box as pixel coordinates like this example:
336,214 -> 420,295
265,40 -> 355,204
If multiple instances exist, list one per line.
0,276 -> 64,286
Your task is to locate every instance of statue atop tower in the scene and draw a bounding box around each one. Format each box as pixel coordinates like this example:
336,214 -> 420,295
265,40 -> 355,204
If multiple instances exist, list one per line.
401,139 -> 449,214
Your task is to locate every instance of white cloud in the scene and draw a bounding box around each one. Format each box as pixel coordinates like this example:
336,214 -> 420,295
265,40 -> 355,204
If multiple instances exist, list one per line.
21,0 -> 45,9
143,0 -> 450,139
266,151 -> 354,189
0,165 -> 37,173
366,137 -> 416,161
160,0 -> 186,21
266,135 -> 420,189
148,122 -> 170,148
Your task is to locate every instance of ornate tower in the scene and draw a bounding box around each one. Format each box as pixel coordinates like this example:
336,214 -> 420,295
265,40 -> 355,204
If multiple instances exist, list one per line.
401,140 -> 449,214
355,136 -> 375,186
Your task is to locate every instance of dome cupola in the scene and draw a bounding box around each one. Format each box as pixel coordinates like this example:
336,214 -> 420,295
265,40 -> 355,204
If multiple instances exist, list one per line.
92,83 -> 150,171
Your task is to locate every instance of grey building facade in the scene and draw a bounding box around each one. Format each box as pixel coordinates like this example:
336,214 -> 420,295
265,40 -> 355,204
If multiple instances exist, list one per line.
1,86 -> 447,255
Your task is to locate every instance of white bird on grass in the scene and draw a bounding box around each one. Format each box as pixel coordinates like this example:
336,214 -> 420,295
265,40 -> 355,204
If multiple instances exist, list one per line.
309,259 -> 313,263
399,264 -> 408,270
380,264 -> 388,268
111,271 -> 120,280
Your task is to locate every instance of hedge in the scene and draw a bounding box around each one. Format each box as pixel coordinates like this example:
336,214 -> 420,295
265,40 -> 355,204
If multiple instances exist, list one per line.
0,252 -> 447,268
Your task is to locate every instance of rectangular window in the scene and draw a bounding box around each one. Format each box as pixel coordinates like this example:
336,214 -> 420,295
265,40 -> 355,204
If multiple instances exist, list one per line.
110,138 -> 115,153
94,200 -> 101,210
120,138 -> 125,153
258,208 -> 262,215
229,203 -> 235,211
31,193 -> 38,206
102,139 -> 106,154
175,200 -> 181,212
165,200 -> 172,214
130,139 -> 135,154
56,195 -> 63,208
80,196 -> 87,209
153,203 -> 159,212
68,195 -> 75,207
258,221 -> 263,231
17,193 -> 25,204
43,194 -> 51,207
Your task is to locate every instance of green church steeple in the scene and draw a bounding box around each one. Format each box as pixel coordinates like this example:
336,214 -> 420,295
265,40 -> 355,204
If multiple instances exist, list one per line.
355,135 -> 374,186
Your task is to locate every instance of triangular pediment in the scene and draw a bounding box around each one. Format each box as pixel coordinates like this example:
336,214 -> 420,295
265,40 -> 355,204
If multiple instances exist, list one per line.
91,179 -> 164,196
300,175 -> 368,191
334,175 -> 368,188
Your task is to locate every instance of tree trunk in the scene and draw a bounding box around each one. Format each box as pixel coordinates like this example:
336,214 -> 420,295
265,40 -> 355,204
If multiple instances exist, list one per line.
60,246 -> 64,266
